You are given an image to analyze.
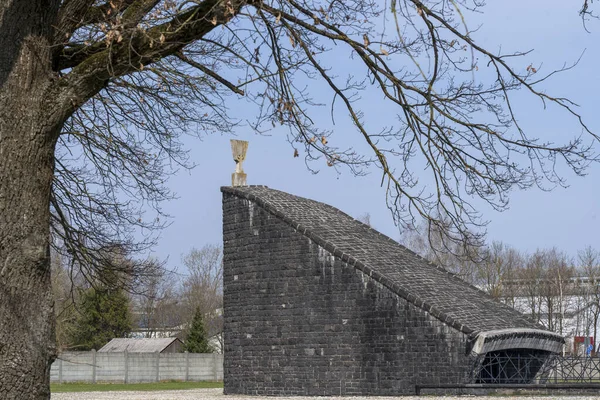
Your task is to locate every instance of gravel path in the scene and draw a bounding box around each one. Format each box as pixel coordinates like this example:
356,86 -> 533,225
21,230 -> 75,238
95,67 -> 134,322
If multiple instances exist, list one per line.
51,388 -> 600,400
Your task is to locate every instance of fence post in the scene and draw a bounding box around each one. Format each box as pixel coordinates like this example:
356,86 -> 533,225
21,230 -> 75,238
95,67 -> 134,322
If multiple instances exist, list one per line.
92,349 -> 97,384
58,358 -> 63,384
185,352 -> 189,382
124,351 -> 128,384
156,351 -> 160,382
213,353 -> 218,381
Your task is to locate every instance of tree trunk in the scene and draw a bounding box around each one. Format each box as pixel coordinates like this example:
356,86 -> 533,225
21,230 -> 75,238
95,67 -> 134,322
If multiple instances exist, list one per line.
0,97 -> 60,400
593,309 -> 599,355
0,1 -> 62,399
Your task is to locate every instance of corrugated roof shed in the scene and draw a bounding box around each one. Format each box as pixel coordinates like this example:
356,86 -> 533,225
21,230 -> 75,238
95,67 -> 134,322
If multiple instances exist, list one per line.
221,186 -> 560,340
98,338 -> 182,353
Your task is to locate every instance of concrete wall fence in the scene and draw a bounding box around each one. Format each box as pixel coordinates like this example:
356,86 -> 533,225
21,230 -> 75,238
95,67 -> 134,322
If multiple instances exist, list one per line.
50,351 -> 223,383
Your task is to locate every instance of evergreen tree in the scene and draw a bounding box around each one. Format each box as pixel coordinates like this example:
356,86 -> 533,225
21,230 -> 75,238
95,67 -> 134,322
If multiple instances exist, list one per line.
70,286 -> 132,351
185,307 -> 212,353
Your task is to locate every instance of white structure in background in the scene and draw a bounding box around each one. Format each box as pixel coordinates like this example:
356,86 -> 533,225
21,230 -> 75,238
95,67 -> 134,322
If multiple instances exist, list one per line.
129,324 -> 185,339
501,276 -> 600,355
129,306 -> 224,353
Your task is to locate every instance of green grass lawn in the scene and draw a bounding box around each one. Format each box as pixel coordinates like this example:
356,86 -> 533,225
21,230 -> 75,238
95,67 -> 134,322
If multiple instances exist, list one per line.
51,381 -> 223,393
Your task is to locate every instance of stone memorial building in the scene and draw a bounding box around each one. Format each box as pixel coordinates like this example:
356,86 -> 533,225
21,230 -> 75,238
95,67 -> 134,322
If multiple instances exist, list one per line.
222,185 -> 564,396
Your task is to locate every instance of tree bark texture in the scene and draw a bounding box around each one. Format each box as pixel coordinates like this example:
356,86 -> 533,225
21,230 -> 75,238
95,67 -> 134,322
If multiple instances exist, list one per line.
0,1 -> 62,399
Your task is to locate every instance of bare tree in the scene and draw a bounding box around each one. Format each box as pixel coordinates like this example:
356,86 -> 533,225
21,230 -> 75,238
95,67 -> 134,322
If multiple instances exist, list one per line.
356,213 -> 372,228
400,219 -> 479,284
477,242 -> 505,299
131,265 -> 183,338
579,246 -> 600,351
181,244 -> 223,349
0,1 -> 598,398
539,249 -> 573,335
50,251 -> 78,353
475,241 -> 525,302
496,245 -> 524,309
516,251 -> 545,325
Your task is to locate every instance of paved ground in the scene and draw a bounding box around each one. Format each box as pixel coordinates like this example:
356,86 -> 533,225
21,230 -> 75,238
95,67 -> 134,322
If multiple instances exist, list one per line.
51,388 -> 600,400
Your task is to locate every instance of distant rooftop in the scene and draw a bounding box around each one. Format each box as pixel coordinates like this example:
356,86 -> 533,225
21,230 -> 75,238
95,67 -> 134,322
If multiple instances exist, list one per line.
98,338 -> 182,353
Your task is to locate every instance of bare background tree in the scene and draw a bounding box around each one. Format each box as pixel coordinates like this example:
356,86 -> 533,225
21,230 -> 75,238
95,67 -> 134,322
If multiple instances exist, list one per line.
131,263 -> 182,338
356,213 -> 372,228
401,225 -> 600,353
0,0 -> 598,398
400,220 -> 478,284
181,244 -> 224,351
578,247 -> 600,349
50,251 -> 78,353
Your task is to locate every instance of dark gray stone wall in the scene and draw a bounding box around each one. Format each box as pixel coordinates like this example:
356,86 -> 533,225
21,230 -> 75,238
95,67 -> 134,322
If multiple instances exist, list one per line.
223,194 -> 472,396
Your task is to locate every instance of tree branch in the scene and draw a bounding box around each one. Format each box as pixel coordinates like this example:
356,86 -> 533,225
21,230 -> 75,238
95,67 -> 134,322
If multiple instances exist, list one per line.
53,0 -> 106,48
175,51 -> 244,95
121,0 -> 162,26
56,0 -> 248,114
58,0 -> 245,71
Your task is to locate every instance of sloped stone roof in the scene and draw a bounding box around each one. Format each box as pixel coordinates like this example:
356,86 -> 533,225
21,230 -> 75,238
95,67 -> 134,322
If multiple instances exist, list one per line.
222,185 -> 559,342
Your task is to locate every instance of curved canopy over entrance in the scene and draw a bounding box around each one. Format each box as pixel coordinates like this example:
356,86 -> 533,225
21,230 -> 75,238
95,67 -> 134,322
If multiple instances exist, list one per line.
470,329 -> 565,383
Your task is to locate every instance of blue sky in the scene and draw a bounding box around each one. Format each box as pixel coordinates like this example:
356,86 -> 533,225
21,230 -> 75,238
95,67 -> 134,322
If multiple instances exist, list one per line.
150,0 -> 600,270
